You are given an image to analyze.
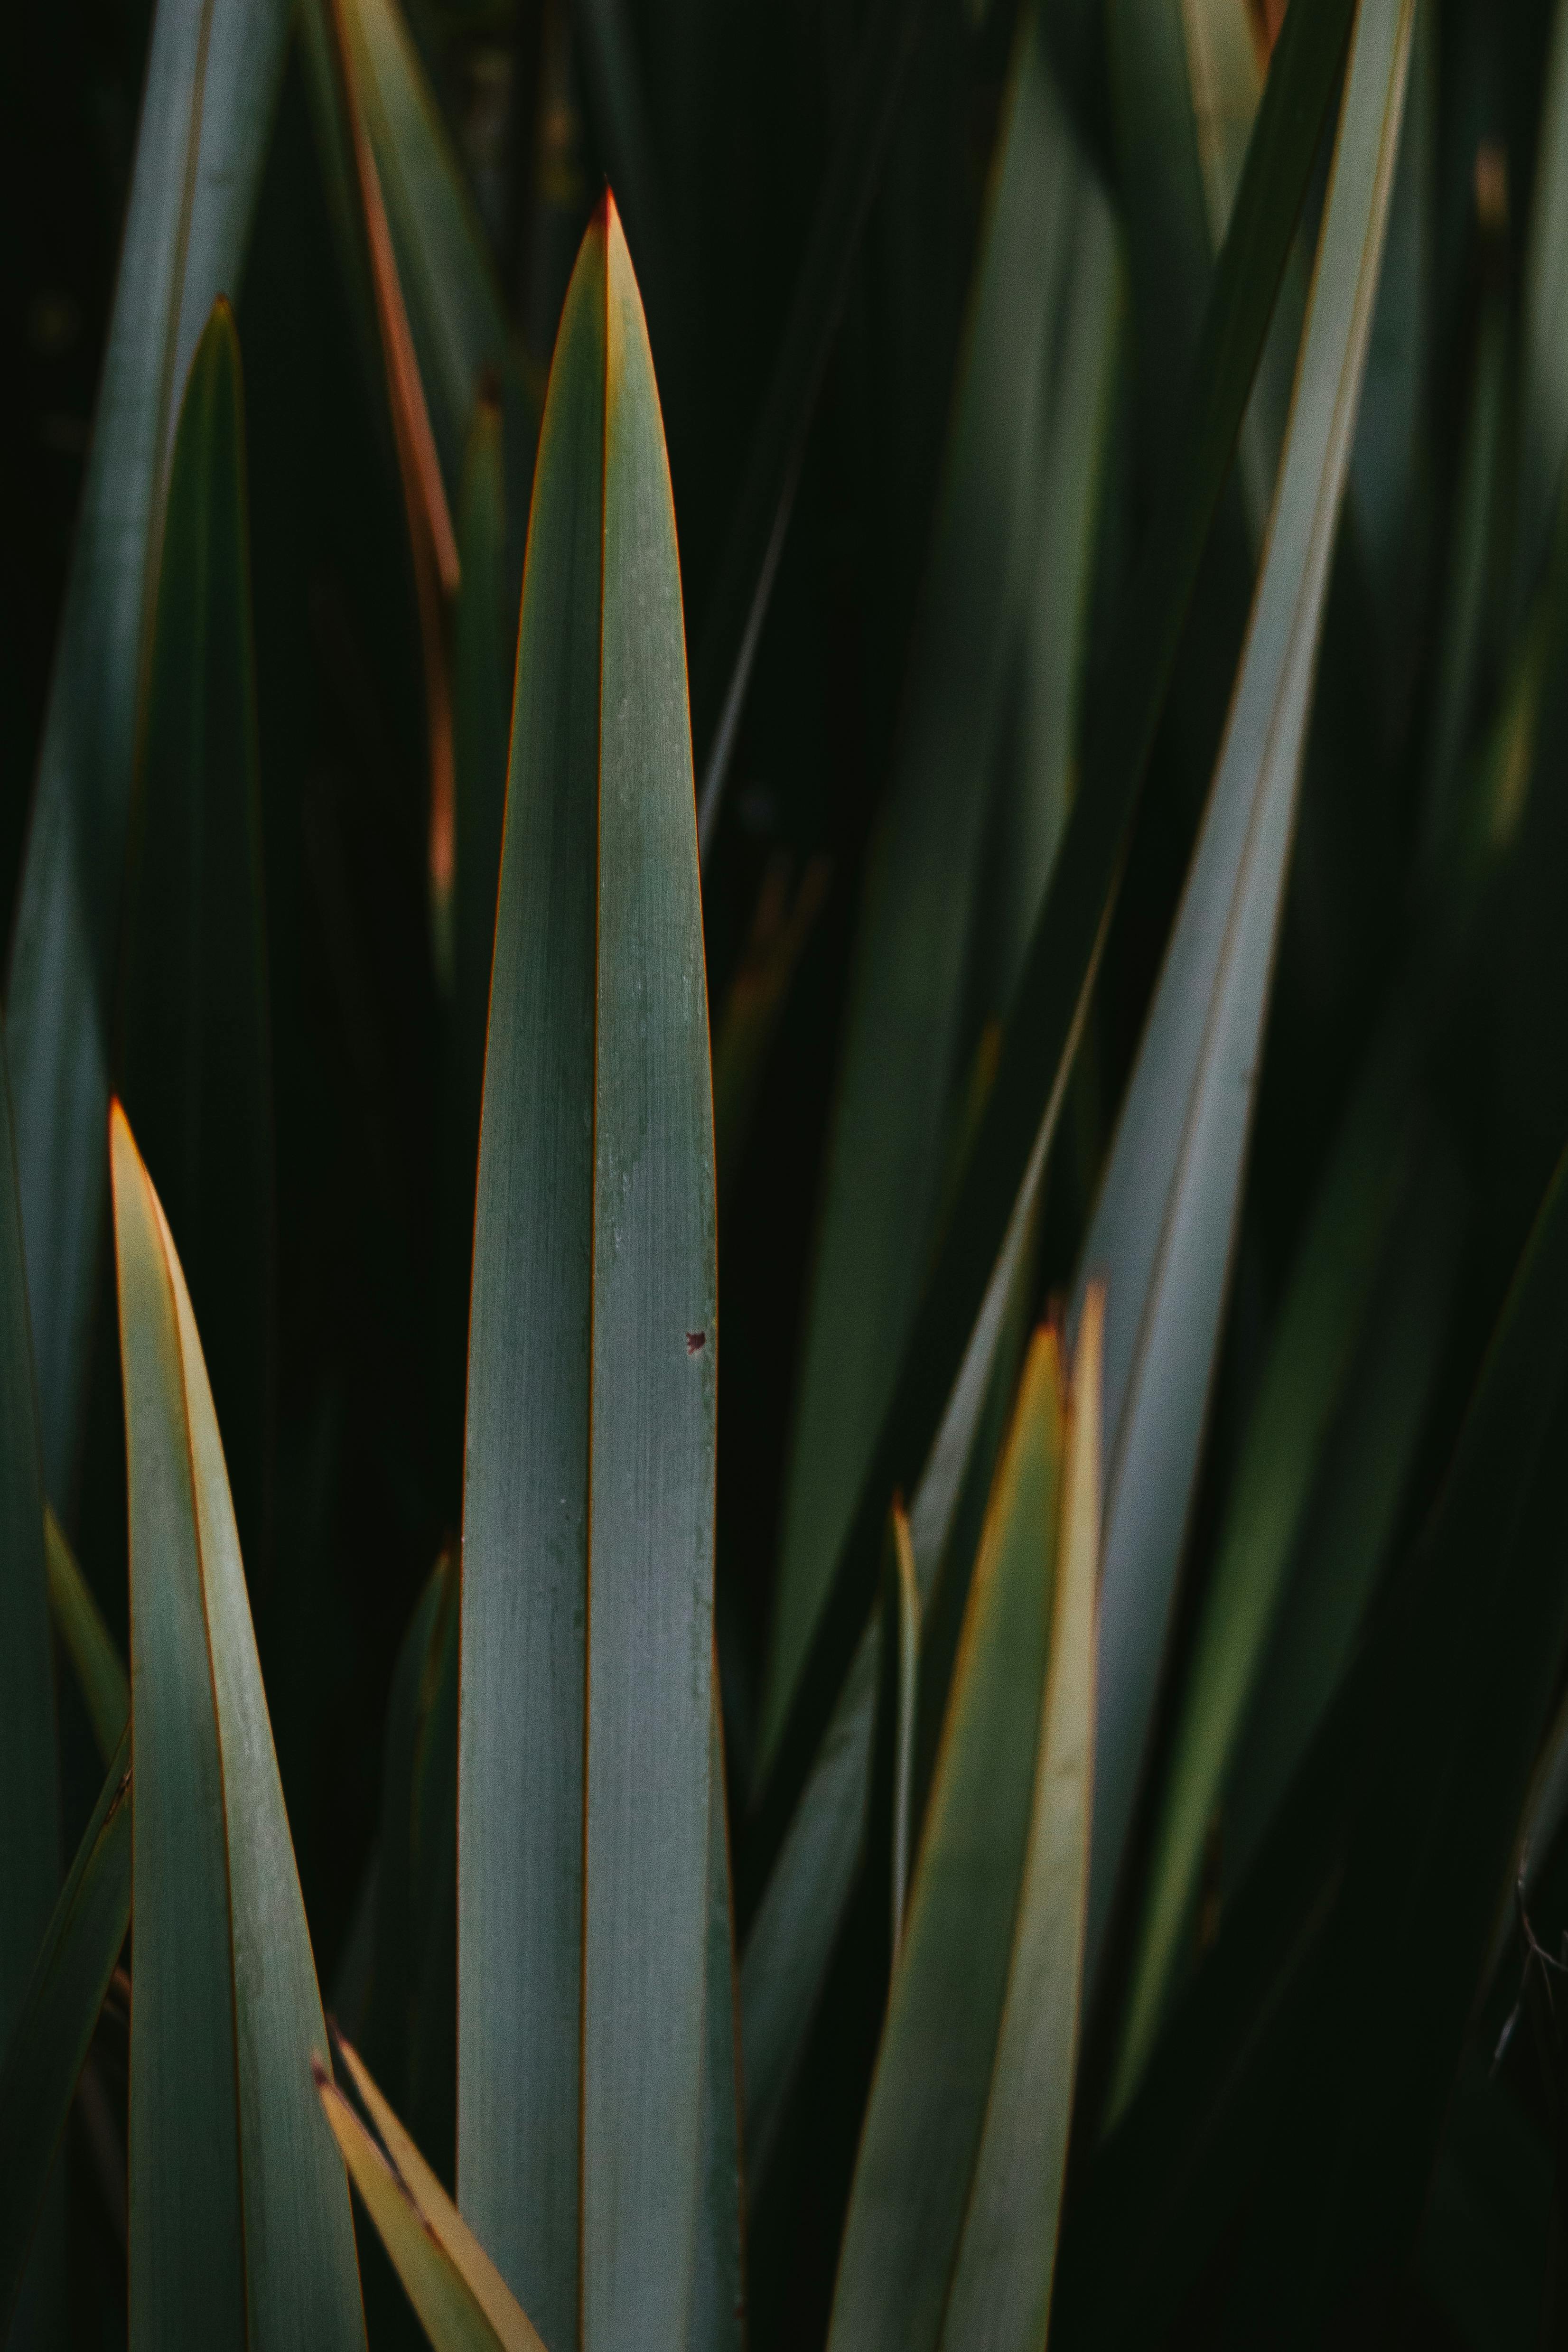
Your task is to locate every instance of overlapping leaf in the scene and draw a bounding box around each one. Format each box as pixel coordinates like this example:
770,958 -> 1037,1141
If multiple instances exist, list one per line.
118,298 -> 274,1582
111,1104 -> 364,2348
5,0 -> 292,1504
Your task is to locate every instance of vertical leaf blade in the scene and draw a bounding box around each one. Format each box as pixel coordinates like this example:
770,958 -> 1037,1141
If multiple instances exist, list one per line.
459,200 -> 717,2352
826,1331 -> 1066,2352
112,1106 -> 364,2350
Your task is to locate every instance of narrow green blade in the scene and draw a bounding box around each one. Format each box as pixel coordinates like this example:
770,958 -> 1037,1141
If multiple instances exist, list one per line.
759,8 -> 1107,1763
826,1330 -> 1065,2352
119,298 -> 273,1582
1071,0 -> 1415,1985
112,1105 -> 364,2349
5,0 -> 292,1505
45,1506 -> 129,1767
319,2039 -> 544,2352
0,1029 -> 59,2062
741,0 -> 1358,1914
458,199 -> 717,2352
690,1692 -> 746,2352
939,1285 -> 1102,2352
0,1018 -> 64,2350
0,1731 -> 131,2341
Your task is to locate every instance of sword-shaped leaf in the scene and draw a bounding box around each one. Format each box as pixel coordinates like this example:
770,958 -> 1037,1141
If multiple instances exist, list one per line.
0,1730 -> 131,2341
5,0 -> 292,1505
111,1104 -> 364,2350
827,1294 -> 1101,2352
318,2037 -> 544,2352
1069,0 -> 1415,1983
458,199 -> 717,2352
119,298 -> 274,1587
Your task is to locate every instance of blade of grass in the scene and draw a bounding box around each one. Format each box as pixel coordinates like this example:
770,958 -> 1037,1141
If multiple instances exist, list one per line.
44,1507 -> 129,1766
825,1330 -> 1066,2352
937,1286 -> 1102,2352
739,0 -> 1359,1921
118,298 -> 274,1588
0,1730 -> 131,2340
112,1103 -> 364,2347
458,199 -> 717,2352
1516,0 -> 1568,615
318,2037 -> 544,2352
1069,0 -> 1414,1984
5,0 -> 292,1506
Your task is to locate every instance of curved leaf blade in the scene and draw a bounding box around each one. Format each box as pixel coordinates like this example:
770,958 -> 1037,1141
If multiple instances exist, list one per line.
322,2038 -> 544,2352
1070,0 -> 1415,1983
938,1284 -> 1102,2352
691,1693 -> 746,2352
458,199 -> 717,2352
0,1731 -> 131,2341
5,0 -> 292,1505
826,1329 -> 1066,2352
112,1104 -> 364,2350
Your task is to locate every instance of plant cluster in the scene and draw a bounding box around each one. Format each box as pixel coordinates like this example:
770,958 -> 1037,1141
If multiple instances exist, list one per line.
8,0 -> 1568,2347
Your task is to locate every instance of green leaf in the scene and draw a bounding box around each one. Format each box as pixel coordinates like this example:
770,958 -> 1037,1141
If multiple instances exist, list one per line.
740,0 -> 1359,1916
759,0 -> 1113,1766
45,1506 -> 129,1767
938,1286 -> 1102,2352
0,1730 -> 131,2342
826,1329 -> 1066,2352
0,1029 -> 59,2054
457,199 -> 717,2352
317,2036 -> 544,2352
331,0 -> 537,546
882,1507 -> 920,1963
119,297 -> 274,1583
110,1104 -> 364,2348
5,0 -> 293,1506
690,1693 -> 746,2352
1069,0 -> 1415,1985
0,1020 -> 64,2348
828,1298 -> 1100,2352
